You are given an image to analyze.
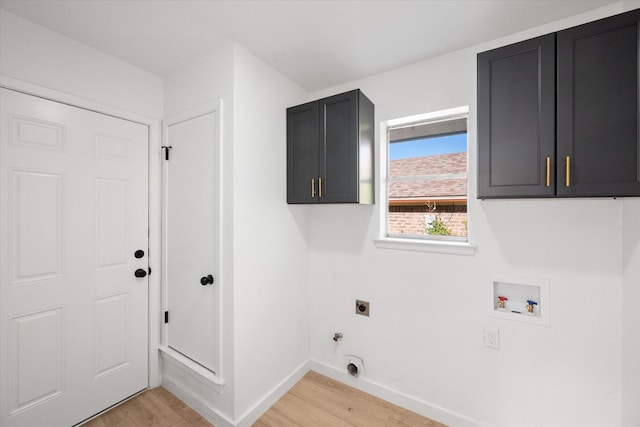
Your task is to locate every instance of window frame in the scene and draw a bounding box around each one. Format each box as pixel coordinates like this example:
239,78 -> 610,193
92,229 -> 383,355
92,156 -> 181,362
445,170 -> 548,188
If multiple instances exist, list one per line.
375,106 -> 475,256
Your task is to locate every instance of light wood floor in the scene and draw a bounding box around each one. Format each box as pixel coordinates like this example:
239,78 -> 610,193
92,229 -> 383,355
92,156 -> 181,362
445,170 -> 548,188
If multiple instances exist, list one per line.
255,371 -> 446,427
85,371 -> 446,427
82,387 -> 212,427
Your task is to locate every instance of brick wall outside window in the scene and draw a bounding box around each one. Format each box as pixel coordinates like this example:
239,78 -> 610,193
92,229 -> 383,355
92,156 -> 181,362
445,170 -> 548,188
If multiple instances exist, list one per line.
388,204 -> 467,236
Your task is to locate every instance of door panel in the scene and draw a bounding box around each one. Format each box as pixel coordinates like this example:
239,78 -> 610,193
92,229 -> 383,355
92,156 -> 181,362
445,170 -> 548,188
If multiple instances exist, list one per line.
557,10 -> 640,196
11,308 -> 63,413
319,91 -> 358,202
94,293 -> 129,377
287,101 -> 318,203
11,170 -> 64,282
95,178 -> 129,268
165,111 -> 219,373
0,88 -> 149,427
477,34 -> 556,198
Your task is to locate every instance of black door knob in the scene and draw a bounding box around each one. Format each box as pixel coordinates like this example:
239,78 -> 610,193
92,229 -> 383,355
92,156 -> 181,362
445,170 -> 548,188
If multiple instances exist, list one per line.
200,274 -> 214,286
134,268 -> 147,278
134,250 -> 145,259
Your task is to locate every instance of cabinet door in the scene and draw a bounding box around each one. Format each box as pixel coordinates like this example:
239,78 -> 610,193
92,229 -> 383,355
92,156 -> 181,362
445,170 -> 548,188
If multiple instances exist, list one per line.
557,9 -> 640,197
287,101 -> 318,203
477,34 -> 556,198
319,90 -> 359,203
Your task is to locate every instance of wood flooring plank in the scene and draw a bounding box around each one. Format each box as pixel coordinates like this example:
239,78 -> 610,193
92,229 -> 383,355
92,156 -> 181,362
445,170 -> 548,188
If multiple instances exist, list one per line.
273,371 -> 446,427
387,415 -> 447,427
388,410 -> 448,427
82,417 -> 108,427
268,392 -> 354,427
83,387 -> 212,427
302,371 -> 410,420
83,416 -> 138,427
387,417 -> 418,427
251,405 -> 301,427
148,386 -> 212,425
81,419 -> 104,427
288,374 -> 389,426
189,417 -> 216,427
118,390 -> 185,427
83,403 -> 136,427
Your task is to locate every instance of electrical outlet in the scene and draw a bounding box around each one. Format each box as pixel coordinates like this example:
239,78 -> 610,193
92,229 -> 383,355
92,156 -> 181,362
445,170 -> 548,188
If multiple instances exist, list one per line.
355,300 -> 370,316
484,327 -> 499,349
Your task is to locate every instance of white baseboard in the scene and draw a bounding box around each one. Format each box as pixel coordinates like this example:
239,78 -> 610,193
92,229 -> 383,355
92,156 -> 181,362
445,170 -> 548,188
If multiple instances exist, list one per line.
162,376 -> 236,427
234,360 -> 311,427
160,349 -> 234,427
162,355 -> 309,427
309,359 -> 485,427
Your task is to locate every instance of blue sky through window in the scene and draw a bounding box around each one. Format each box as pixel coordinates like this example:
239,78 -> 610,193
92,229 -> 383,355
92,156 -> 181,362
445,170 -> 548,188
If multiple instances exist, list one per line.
389,133 -> 467,160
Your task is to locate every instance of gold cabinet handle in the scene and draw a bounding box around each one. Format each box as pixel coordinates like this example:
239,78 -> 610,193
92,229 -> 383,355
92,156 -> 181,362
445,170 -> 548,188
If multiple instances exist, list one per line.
565,156 -> 571,187
546,157 -> 551,187
319,178 -> 323,197
311,178 -> 315,198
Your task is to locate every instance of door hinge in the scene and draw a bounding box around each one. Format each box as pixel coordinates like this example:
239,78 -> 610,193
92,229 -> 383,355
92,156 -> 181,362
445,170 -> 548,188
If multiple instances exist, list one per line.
164,311 -> 169,323
161,145 -> 172,160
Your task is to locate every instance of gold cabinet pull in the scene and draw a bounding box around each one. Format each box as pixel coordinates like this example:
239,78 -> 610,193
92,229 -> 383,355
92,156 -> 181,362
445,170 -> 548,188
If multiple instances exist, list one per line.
311,178 -> 315,198
319,178 -> 323,197
565,156 -> 571,187
546,157 -> 551,187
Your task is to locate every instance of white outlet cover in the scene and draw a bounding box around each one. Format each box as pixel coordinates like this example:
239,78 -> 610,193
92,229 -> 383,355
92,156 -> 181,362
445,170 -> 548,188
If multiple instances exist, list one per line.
484,328 -> 500,349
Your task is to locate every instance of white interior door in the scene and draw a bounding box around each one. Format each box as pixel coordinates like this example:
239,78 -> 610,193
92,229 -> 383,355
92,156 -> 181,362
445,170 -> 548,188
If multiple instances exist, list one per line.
0,88 -> 149,427
165,110 -> 219,373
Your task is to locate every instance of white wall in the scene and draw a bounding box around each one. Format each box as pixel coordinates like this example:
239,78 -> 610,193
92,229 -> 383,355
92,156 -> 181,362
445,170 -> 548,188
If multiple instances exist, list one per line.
0,10 -> 163,119
231,44 -> 310,420
307,3 -> 638,427
163,44 -> 235,119
622,200 -> 640,427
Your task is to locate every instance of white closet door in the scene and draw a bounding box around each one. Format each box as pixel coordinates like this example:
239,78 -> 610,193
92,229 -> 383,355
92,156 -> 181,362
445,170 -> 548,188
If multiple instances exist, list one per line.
0,88 -> 149,427
165,111 -> 219,373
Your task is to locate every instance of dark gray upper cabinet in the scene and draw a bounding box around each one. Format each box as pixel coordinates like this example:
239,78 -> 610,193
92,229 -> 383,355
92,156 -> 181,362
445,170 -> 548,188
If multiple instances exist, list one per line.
478,8 -> 640,199
557,9 -> 640,197
477,34 -> 556,198
287,101 -> 318,203
287,89 -> 374,204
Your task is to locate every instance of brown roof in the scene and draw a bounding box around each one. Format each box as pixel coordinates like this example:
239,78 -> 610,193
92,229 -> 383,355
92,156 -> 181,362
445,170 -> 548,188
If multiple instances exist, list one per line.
389,152 -> 467,200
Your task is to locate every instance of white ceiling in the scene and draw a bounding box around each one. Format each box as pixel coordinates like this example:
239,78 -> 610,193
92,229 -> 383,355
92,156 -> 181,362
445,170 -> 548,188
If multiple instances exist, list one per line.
0,0 -> 618,92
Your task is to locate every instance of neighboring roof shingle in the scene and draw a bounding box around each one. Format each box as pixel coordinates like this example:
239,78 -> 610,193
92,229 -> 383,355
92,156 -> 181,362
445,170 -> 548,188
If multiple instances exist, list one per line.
389,152 -> 467,199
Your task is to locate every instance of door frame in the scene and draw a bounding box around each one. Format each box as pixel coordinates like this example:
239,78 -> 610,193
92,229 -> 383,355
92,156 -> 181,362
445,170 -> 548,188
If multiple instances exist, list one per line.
0,75 -> 163,389
161,101 -> 224,379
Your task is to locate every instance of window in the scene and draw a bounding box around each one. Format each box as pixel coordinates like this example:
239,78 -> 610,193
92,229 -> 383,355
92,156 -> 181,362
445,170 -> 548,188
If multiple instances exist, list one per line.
377,107 -> 473,254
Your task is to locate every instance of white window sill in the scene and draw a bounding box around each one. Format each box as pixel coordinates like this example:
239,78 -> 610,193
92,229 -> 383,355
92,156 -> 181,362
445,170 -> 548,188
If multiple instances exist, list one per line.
374,237 -> 476,256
